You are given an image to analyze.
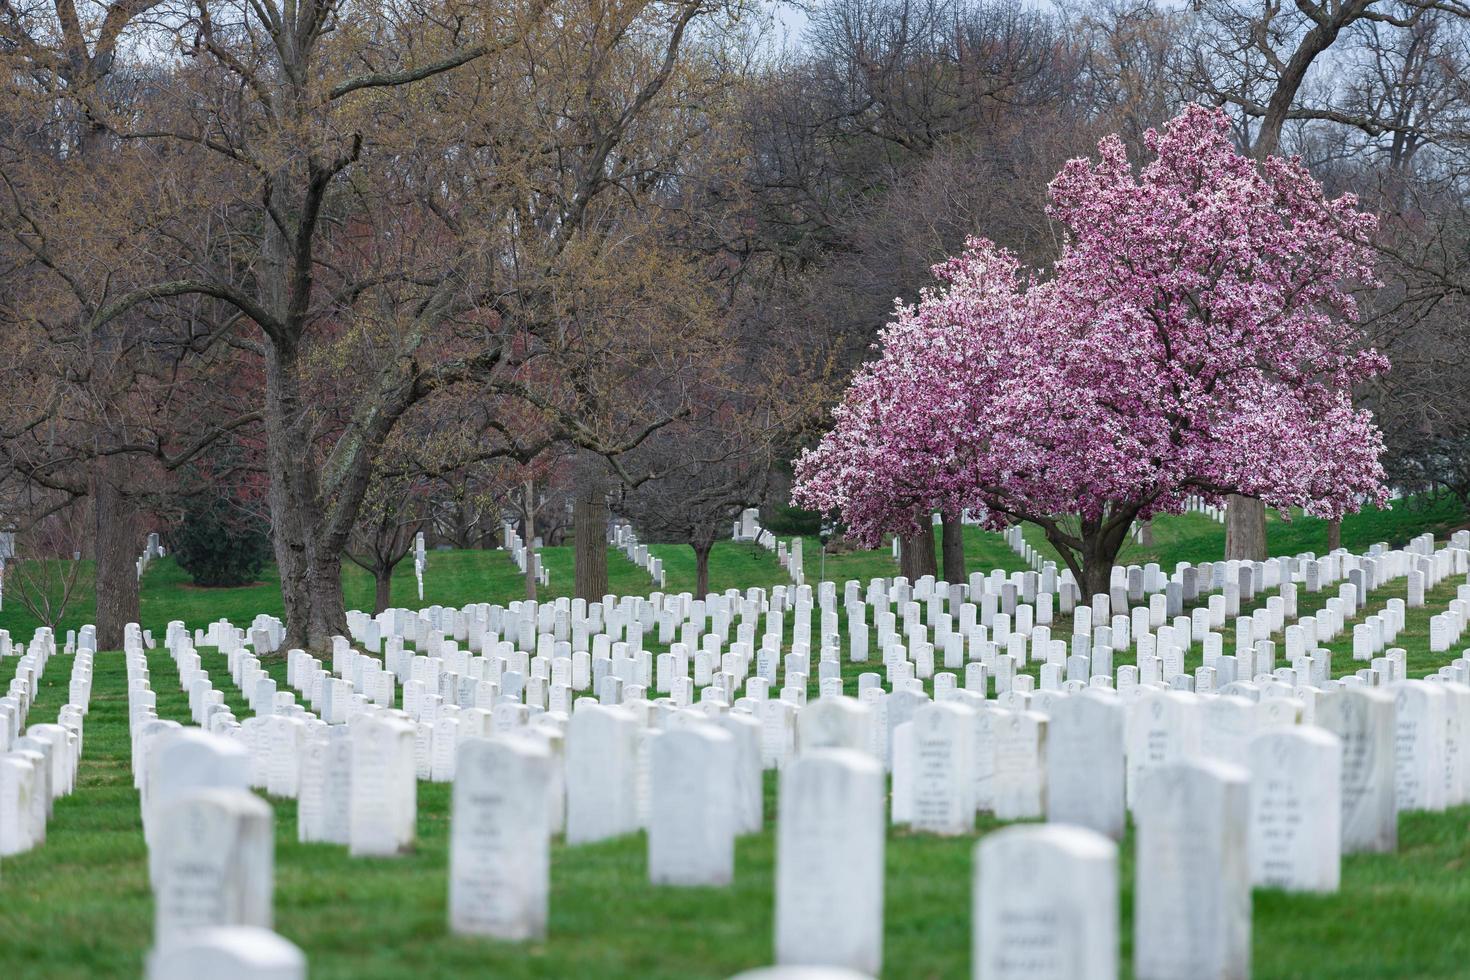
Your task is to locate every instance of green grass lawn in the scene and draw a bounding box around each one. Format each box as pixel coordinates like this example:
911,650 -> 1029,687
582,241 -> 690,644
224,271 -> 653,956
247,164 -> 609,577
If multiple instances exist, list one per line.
3,499 -> 1470,978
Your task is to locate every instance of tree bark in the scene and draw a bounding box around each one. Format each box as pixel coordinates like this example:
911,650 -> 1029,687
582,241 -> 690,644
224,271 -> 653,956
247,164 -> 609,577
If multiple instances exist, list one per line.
1252,20 -> 1347,160
1044,511 -> 1135,602
92,461 -> 139,650
1078,559 -> 1113,600
899,521 -> 938,580
1327,519 -> 1342,552
693,540 -> 713,596
308,555 -> 349,646
1224,494 -> 1268,561
573,475 -> 609,600
264,337 -> 347,652
373,567 -> 392,614
940,509 -> 966,583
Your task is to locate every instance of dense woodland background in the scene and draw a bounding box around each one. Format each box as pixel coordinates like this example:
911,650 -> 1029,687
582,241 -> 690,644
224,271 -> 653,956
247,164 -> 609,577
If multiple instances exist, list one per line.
4,0 -> 1470,647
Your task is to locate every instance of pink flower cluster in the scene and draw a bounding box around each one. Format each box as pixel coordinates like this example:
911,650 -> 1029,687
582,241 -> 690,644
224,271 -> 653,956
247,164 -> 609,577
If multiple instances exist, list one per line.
793,105 -> 1389,547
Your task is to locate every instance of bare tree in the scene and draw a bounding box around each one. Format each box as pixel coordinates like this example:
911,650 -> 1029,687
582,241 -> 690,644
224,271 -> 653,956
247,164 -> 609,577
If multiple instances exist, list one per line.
6,502 -> 89,631
617,417 -> 777,596
345,479 -> 429,615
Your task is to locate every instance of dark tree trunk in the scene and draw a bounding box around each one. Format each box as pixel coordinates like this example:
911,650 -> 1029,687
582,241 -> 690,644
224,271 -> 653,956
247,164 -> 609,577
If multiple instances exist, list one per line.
693,540 -> 714,596
520,479 -> 539,601
1044,510 -> 1135,602
899,521 -> 938,580
308,556 -> 349,646
573,476 -> 609,600
940,509 -> 966,583
92,462 -> 139,650
264,337 -> 347,652
1252,24 -> 1341,160
1224,495 -> 1267,561
1078,554 -> 1114,600
1327,519 -> 1342,552
373,567 -> 392,614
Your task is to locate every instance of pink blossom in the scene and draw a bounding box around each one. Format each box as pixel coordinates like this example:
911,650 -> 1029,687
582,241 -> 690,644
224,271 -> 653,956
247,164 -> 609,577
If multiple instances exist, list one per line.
793,105 -> 1388,589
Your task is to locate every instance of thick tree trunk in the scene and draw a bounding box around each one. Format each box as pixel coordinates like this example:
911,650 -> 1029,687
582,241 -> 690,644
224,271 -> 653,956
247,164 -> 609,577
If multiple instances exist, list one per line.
573,477 -> 608,600
899,521 -> 938,580
1047,512 -> 1133,602
1327,519 -> 1342,552
264,339 -> 347,652
92,462 -> 139,650
940,509 -> 966,583
1078,560 -> 1114,601
1224,495 -> 1268,561
373,567 -> 392,615
693,540 -> 713,596
308,556 -> 349,647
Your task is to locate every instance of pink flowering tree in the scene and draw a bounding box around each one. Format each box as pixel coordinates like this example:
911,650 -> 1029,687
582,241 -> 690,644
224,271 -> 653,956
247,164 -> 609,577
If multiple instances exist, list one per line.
792,105 -> 1389,598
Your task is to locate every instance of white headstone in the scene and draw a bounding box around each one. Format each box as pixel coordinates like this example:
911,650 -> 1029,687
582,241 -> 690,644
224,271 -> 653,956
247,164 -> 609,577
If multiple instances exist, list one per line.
775,749 -> 885,975
1248,728 -> 1342,891
649,724 -> 736,886
449,736 -> 552,940
974,824 -> 1118,980
1133,759 -> 1250,980
150,789 -> 273,946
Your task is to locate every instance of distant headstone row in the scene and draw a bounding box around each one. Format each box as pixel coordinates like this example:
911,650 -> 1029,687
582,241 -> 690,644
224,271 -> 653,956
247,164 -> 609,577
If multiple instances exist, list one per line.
502,523 -> 549,587
611,521 -> 667,588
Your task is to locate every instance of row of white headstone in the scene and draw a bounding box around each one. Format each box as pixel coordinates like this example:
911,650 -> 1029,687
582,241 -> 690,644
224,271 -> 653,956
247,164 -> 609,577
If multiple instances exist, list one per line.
62,525 -> 1470,976
1,625 -> 92,871
611,522 -> 667,588
137,530 -> 165,580
414,530 -> 427,601
502,522 -> 550,587
126,660 -> 1455,980
777,536 -> 804,586
121,635 -> 306,979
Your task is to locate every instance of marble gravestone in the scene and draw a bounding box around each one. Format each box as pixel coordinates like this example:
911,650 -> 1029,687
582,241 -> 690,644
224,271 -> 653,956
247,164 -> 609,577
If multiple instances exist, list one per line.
566,704 -> 640,844
150,788 -> 274,947
147,926 -> 305,980
649,724 -> 736,885
0,754 -> 39,855
449,736 -> 552,940
908,702 -> 976,835
297,727 -> 352,845
1045,691 -> 1125,840
798,697 -> 872,757
974,824 -> 1118,980
991,710 -> 1047,821
1393,680 -> 1447,813
1316,687 -> 1396,853
775,748 -> 885,976
349,715 -> 417,857
145,729 -> 251,849
1248,728 -> 1342,892
1133,759 -> 1250,980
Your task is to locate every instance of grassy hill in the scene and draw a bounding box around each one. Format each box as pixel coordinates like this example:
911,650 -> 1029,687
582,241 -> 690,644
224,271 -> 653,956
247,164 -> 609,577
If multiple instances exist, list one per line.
2,496 -> 1463,641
